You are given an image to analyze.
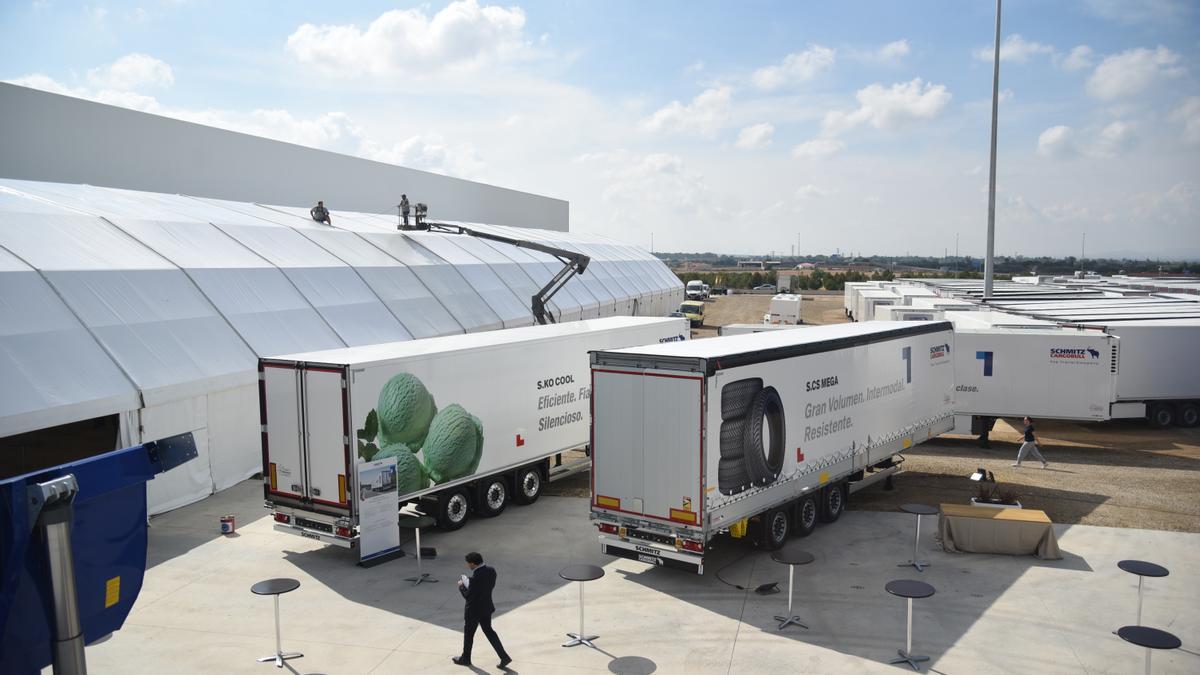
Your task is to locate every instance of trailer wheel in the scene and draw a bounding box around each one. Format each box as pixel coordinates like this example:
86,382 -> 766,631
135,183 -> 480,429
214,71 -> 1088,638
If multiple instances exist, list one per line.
742,387 -> 785,486
756,507 -> 790,550
476,478 -> 509,517
794,495 -> 819,537
1149,403 -> 1176,429
721,378 -> 762,421
1178,402 -> 1199,428
437,488 -> 471,531
819,482 -> 846,523
512,464 -> 544,505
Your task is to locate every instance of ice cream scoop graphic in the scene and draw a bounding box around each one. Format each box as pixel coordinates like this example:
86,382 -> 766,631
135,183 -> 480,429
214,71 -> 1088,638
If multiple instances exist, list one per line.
372,442 -> 429,494
376,372 -> 437,448
422,404 -> 484,484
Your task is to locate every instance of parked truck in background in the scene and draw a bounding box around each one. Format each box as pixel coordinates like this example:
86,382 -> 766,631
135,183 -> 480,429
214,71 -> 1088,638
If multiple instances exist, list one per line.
686,280 -> 707,300
589,321 -> 956,573
261,316 -> 688,549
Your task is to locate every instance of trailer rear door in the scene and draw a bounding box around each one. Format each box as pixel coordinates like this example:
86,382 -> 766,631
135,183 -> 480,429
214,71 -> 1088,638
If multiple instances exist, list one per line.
302,365 -> 351,511
592,368 -> 704,528
263,362 -> 305,499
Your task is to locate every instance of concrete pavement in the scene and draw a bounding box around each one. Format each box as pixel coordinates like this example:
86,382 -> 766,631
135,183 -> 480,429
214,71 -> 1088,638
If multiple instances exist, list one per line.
77,479 -> 1200,674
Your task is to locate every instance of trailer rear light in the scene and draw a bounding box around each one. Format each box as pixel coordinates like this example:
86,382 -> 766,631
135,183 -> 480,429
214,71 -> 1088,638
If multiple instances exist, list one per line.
597,523 -> 618,535
676,537 -> 703,553
273,513 -> 290,524
335,526 -> 353,538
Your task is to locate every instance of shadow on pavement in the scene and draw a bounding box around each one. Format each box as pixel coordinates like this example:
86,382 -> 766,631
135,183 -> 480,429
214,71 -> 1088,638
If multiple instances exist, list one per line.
146,479 -> 272,569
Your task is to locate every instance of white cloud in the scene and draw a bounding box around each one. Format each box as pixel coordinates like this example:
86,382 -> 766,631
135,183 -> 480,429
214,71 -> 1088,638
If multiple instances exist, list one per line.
791,138 -> 844,159
1093,121 -> 1137,157
1037,125 -> 1077,158
640,86 -> 732,137
734,123 -> 774,150
998,88 -> 1014,103
359,133 -> 486,179
822,78 -> 952,135
1060,45 -> 1094,71
1086,46 -> 1184,100
87,53 -> 174,90
286,1 -> 532,77
796,184 -> 830,199
683,60 -> 705,74
577,150 -> 727,218
1170,97 -> 1200,144
966,165 -> 983,176
974,34 -> 1055,63
752,45 -> 835,90
872,39 -> 910,63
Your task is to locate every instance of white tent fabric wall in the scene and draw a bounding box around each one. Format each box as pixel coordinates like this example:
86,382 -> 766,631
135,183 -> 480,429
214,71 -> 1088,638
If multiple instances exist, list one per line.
0,179 -> 682,515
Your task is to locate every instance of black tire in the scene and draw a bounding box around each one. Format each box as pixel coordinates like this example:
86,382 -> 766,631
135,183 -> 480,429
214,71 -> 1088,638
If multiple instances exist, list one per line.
1149,403 -> 1176,429
794,495 -> 819,537
512,464 -> 544,505
436,488 -> 471,531
475,477 -> 509,517
742,387 -> 785,486
756,507 -> 790,550
721,378 -> 763,421
719,418 -> 746,460
717,457 -> 752,495
819,482 -> 846,523
1177,402 -> 1199,428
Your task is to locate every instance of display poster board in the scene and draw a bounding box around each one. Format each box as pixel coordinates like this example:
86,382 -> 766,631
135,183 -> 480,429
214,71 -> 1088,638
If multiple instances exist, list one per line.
357,456 -> 400,564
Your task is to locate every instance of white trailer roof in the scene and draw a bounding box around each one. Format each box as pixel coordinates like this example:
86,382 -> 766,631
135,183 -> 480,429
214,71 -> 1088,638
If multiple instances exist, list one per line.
600,320 -> 950,360
273,316 -> 684,365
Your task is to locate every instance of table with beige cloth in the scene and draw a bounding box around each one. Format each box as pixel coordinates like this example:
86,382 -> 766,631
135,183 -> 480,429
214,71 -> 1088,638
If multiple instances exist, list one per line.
937,503 -> 1062,560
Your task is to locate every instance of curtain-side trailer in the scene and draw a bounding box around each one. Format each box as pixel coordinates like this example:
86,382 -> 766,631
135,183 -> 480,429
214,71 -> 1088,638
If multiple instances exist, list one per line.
260,316 -> 689,549
589,321 -> 955,574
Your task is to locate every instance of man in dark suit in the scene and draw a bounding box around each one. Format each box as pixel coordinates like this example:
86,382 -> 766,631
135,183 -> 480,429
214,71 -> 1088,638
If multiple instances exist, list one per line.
453,552 -> 512,668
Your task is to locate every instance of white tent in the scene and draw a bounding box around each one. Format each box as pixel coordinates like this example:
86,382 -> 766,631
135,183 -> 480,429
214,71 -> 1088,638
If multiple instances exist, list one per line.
0,179 -> 682,513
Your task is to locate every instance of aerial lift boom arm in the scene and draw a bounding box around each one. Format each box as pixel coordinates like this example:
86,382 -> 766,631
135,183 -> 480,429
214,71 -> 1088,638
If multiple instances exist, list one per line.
408,220 -> 590,325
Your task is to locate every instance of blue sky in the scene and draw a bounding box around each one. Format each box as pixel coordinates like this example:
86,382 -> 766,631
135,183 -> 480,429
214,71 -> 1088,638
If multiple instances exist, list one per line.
3,1 -> 1198,258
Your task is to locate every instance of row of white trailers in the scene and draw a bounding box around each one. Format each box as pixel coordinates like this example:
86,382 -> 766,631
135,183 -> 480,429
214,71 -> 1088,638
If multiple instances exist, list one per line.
843,280 -> 1200,428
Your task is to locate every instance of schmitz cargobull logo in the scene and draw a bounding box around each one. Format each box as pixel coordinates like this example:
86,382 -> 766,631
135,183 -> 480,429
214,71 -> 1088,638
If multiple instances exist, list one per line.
929,343 -> 950,359
1050,347 -> 1100,361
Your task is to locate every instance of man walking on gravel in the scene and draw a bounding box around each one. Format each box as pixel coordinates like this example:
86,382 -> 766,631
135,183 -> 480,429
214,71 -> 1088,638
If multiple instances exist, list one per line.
1013,416 -> 1048,468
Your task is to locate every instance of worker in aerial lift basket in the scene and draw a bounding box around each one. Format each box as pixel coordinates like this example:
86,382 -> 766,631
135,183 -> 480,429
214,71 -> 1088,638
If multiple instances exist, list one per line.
399,194 -> 410,228
310,200 -> 331,225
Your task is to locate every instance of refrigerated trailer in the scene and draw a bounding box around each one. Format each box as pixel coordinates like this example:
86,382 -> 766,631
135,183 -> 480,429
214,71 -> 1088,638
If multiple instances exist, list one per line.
1067,319 -> 1200,427
589,321 -> 955,573
261,316 -> 689,549
951,328 -> 1119,424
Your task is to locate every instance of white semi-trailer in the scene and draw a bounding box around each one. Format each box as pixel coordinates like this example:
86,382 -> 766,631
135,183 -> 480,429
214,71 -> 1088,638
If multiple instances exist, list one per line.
261,316 -> 688,548
855,290 -> 898,323
952,328 -> 1119,429
589,321 -> 955,573
875,306 -> 943,321
1068,319 -> 1200,428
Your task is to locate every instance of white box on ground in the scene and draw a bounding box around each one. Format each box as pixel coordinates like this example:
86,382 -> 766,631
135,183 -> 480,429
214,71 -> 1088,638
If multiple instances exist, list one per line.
589,321 -> 955,574
765,293 -> 802,325
261,316 -> 689,549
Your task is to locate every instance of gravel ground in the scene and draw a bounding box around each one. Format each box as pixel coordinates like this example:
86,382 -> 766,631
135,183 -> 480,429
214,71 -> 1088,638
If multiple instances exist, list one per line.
551,293 -> 1200,532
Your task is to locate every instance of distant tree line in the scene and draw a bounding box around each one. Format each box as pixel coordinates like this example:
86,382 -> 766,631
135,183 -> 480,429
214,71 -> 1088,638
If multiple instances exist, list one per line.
656,252 -> 1195,276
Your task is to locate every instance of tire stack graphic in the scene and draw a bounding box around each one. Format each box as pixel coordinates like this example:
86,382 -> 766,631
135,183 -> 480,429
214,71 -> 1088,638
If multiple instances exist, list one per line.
718,378 -> 786,495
